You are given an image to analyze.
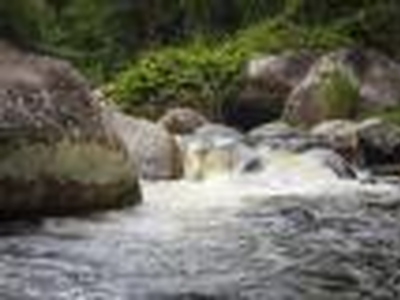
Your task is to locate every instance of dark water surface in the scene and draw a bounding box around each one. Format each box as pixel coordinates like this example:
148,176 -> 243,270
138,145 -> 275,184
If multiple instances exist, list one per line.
0,179 -> 399,300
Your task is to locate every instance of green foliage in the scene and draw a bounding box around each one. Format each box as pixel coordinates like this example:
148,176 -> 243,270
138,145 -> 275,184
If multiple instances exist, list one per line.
0,0 -> 51,44
104,42 -> 243,118
316,64 -> 359,119
106,20 -> 352,118
1,0 -> 399,87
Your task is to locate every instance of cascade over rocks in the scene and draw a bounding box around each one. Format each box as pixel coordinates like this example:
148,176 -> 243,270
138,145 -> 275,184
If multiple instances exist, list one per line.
179,124 -> 256,179
105,108 -> 183,180
0,41 -> 141,217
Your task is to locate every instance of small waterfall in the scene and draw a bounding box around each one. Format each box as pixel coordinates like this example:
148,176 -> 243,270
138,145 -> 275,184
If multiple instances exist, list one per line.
179,127 -> 354,185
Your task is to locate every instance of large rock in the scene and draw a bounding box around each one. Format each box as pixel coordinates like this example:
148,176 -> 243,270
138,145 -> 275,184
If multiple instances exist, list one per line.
105,109 -> 183,180
0,41 -> 141,217
311,120 -> 359,163
158,107 -> 208,135
311,118 -> 400,173
284,48 -> 360,127
284,48 -> 400,127
223,51 -> 317,130
358,50 -> 400,112
356,118 -> 400,169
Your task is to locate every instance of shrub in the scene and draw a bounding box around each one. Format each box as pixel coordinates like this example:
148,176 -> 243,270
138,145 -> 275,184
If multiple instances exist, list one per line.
105,20 -> 352,119
104,42 -> 244,118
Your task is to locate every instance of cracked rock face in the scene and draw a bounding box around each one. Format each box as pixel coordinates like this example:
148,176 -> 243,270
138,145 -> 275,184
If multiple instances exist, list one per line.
0,41 -> 141,218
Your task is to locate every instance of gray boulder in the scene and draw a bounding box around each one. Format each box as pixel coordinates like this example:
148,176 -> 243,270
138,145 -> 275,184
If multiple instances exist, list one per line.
284,48 -> 400,127
311,119 -> 359,163
223,51 -> 317,130
0,41 -> 141,217
283,48 -> 360,127
356,118 -> 400,169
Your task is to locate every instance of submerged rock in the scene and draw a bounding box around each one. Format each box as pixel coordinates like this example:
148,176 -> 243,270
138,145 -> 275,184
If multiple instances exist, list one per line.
105,109 -> 183,180
158,107 -> 209,135
0,41 -> 141,217
301,148 -> 356,179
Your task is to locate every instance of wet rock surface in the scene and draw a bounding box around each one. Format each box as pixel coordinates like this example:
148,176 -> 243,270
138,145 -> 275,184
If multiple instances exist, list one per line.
0,179 -> 398,299
311,120 -> 359,163
246,122 -> 322,152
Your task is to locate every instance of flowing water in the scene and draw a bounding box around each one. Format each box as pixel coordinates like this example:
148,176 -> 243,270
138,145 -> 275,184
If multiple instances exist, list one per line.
0,149 -> 400,299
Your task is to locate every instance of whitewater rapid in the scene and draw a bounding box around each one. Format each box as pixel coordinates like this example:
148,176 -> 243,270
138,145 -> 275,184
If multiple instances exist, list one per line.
0,151 -> 399,299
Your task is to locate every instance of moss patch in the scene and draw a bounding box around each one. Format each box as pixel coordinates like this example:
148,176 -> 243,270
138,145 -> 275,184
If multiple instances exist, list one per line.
0,139 -> 135,183
0,139 -> 141,217
316,64 -> 359,119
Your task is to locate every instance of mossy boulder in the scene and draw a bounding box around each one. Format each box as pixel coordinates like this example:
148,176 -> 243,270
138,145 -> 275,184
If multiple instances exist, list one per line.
284,49 -> 360,127
0,41 -> 140,218
283,48 -> 400,127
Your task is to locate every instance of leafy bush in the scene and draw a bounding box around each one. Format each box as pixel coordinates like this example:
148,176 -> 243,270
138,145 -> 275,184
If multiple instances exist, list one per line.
105,20 -> 352,119
103,42 -> 241,118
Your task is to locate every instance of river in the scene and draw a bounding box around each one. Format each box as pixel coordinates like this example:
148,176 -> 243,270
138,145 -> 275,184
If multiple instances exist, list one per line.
0,156 -> 399,299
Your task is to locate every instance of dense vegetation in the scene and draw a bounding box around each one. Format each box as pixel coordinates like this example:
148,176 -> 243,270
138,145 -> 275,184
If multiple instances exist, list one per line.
1,0 -> 400,117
